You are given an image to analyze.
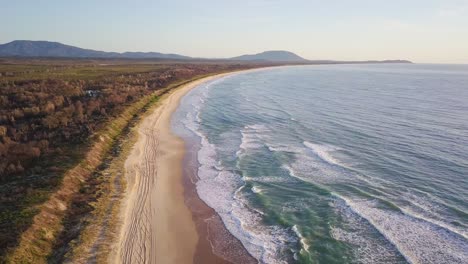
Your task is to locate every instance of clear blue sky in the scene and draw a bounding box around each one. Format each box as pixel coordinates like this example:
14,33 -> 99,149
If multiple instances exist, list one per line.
1,0 -> 468,63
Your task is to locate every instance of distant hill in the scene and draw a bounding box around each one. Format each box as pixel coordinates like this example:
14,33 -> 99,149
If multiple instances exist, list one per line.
0,40 -> 412,64
231,50 -> 308,62
119,51 -> 189,60
305,59 -> 413,64
0,40 -> 191,59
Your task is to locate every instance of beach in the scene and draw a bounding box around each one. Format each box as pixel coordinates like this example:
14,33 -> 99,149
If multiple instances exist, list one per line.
113,71 -> 257,264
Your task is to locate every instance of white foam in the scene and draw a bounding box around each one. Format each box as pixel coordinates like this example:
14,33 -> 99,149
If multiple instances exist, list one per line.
251,186 -> 263,194
282,164 -> 299,178
292,225 -> 311,254
178,81 -> 297,263
244,175 -> 290,184
196,133 -> 297,263
344,198 -> 468,264
267,144 -> 303,153
287,150 -> 345,185
303,141 -> 342,166
330,199 -> 409,263
279,141 -> 468,263
395,192 -> 468,239
236,125 -> 266,157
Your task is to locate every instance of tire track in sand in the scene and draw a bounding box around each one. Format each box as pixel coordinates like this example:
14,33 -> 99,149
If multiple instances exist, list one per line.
115,75 -> 228,264
118,106 -> 162,264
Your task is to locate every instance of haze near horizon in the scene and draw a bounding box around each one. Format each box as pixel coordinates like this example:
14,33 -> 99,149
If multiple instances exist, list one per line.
1,0 -> 468,63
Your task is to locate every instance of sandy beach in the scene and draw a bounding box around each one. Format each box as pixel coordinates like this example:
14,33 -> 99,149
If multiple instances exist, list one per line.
113,71 -> 258,264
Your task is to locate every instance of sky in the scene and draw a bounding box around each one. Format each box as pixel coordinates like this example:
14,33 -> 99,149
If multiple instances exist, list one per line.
1,0 -> 468,63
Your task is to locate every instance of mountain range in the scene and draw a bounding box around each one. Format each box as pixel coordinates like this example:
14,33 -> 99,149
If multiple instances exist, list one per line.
0,40 -> 411,63
0,40 -> 191,60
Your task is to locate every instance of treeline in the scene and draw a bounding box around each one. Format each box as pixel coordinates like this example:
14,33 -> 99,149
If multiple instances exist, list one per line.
0,64 -> 245,178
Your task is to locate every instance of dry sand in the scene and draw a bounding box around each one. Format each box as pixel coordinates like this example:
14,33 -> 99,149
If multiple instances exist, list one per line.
113,71 -> 256,264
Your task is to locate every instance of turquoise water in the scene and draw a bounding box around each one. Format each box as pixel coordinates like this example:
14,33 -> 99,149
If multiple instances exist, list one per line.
172,64 -> 468,263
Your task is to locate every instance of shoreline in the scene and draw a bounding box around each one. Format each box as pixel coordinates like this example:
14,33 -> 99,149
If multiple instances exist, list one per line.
181,132 -> 256,264
114,69 -> 269,263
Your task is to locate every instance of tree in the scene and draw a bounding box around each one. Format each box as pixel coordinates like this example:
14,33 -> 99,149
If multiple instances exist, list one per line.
74,101 -> 84,123
42,101 -> 55,114
0,126 -> 6,137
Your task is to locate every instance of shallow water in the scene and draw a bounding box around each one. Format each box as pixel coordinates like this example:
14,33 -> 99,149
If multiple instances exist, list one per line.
172,64 -> 468,263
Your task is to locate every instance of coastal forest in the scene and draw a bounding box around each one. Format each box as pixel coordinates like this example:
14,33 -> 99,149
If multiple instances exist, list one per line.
0,58 -> 258,261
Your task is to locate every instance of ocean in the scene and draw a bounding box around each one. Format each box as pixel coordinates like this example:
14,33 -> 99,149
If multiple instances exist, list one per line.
172,64 -> 468,263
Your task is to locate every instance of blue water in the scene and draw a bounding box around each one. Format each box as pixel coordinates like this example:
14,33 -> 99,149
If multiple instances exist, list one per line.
172,64 -> 468,263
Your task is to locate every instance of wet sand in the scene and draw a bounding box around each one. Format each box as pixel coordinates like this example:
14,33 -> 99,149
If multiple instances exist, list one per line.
182,136 -> 257,264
